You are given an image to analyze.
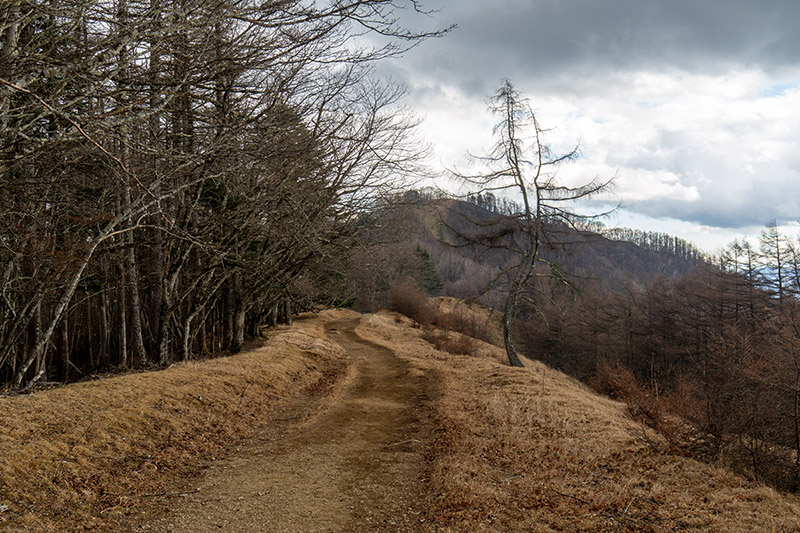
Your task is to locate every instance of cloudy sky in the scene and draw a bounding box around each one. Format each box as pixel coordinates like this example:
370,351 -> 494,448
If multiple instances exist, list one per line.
379,0 -> 800,252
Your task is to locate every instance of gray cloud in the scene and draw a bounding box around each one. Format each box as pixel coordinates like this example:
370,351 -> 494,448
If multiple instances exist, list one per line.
398,0 -> 800,96
619,157 -> 800,229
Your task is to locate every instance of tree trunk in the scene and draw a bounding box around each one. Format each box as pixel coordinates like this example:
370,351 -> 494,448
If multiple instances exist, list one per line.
793,386 -> 800,491
268,303 -> 279,328
283,298 -> 293,326
232,307 -> 246,353
32,301 -> 45,381
148,0 -> 164,360
157,285 -> 174,365
87,293 -> 95,369
502,287 -> 524,368
229,272 -> 246,353
118,259 -> 128,369
157,316 -> 171,365
182,315 -> 193,361
501,244 -> 535,368
223,287 -> 233,349
13,234 -> 105,388
99,268 -> 110,365
127,246 -> 147,366
124,195 -> 147,366
58,315 -> 69,381
0,1 -> 19,135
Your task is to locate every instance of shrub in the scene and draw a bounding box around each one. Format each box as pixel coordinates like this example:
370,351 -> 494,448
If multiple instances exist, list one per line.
387,277 -> 436,326
387,284 -> 491,357
594,358 -> 689,452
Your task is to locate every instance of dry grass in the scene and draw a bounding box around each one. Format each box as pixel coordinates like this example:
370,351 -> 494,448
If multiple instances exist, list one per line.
421,328 -> 477,356
7,305 -> 800,532
0,309 -> 356,532
357,311 -> 800,532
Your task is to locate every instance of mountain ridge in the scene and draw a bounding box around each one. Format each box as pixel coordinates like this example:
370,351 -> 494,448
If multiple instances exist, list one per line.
383,196 -> 706,302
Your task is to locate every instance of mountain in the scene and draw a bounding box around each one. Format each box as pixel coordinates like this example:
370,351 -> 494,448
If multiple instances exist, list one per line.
383,195 -> 706,301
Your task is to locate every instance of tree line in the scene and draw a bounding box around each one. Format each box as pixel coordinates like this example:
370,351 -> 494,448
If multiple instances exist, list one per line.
570,221 -> 706,265
523,221 -> 800,492
0,0 -> 446,389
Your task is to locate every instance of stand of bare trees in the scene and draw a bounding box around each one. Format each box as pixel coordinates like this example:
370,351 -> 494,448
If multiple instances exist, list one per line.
0,0 -> 448,389
523,223 -> 800,492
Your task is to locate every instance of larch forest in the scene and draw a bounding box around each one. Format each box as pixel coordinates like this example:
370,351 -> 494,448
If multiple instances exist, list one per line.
3,0 -> 800,506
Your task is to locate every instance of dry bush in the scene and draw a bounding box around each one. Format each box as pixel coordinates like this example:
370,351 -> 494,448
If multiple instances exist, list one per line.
388,287 -> 498,354
594,353 -> 798,485
594,358 -> 691,452
595,358 -> 661,421
433,308 -> 494,345
416,298 -> 493,357
387,277 -> 436,326
421,328 -> 477,356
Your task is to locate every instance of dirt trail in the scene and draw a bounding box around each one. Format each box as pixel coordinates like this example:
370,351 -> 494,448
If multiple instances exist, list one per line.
137,317 -> 430,532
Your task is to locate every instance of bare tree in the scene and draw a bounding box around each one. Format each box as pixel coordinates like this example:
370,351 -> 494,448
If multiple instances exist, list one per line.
759,220 -> 789,304
450,79 -> 611,367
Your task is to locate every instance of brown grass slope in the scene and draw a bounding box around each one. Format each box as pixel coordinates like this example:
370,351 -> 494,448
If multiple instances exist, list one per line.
0,309 -> 356,532
357,311 -> 800,532
4,308 -> 800,532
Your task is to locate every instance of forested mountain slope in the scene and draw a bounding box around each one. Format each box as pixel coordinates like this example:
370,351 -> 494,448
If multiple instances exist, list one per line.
355,194 -> 706,308
425,197 -> 703,292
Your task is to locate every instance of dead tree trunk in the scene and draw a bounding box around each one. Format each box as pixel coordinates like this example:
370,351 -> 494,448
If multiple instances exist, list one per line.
0,1 -> 19,135
118,258 -> 128,369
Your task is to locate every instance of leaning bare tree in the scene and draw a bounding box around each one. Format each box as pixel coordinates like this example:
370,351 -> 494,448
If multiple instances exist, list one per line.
450,79 -> 611,367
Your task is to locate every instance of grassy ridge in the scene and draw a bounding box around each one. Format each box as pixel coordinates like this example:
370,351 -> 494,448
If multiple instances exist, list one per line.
0,310 -> 354,532
5,306 -> 800,531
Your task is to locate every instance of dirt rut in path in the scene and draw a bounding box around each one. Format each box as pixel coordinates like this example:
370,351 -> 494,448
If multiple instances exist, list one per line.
139,318 -> 430,532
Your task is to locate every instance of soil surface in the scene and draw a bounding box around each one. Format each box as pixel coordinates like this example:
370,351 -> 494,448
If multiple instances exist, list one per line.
135,317 -> 431,532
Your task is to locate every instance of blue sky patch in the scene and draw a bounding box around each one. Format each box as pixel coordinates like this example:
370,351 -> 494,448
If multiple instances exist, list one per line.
760,82 -> 798,98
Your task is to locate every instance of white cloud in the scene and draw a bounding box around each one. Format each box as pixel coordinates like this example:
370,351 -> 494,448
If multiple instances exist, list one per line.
408,66 -> 800,247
